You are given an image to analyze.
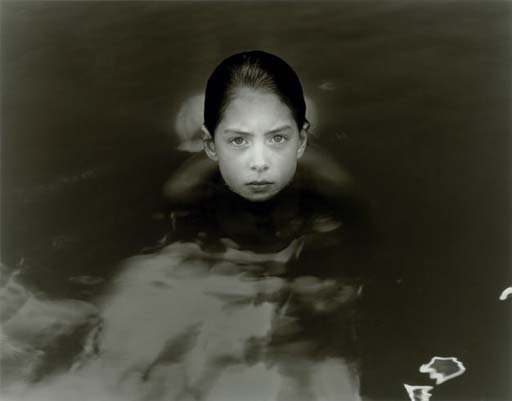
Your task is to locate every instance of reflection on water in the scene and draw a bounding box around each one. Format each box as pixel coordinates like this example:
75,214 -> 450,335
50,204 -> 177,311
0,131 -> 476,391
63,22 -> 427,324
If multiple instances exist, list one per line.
1,224 -> 363,400
0,265 -> 99,389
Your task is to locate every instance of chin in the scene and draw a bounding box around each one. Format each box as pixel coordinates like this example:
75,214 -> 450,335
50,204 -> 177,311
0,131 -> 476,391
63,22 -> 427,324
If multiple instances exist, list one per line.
238,190 -> 278,202
245,194 -> 275,202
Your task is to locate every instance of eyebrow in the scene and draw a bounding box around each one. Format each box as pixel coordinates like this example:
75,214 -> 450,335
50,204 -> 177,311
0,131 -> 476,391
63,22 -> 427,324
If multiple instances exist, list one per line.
223,125 -> 292,136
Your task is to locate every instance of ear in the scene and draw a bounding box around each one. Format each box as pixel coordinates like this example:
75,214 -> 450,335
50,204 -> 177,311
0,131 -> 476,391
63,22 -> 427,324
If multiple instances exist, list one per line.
297,124 -> 308,159
201,124 -> 218,161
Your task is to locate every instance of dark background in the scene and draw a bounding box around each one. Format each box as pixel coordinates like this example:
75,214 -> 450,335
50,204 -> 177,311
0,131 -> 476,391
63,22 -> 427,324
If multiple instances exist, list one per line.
1,1 -> 511,400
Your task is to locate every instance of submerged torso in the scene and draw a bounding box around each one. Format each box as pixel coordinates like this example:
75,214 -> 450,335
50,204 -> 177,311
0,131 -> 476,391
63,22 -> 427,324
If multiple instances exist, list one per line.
2,168 -> 368,401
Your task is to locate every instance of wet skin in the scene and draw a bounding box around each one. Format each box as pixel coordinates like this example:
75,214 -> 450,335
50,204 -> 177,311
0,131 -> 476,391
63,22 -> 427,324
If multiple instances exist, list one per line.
202,88 -> 308,202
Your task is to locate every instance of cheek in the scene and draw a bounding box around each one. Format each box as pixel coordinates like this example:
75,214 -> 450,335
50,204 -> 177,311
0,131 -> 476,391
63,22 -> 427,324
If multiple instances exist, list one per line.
276,151 -> 299,174
218,157 -> 245,183
271,159 -> 297,189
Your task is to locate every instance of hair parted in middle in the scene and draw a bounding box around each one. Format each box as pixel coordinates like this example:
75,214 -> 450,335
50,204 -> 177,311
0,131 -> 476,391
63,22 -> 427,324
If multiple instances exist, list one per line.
204,50 -> 309,135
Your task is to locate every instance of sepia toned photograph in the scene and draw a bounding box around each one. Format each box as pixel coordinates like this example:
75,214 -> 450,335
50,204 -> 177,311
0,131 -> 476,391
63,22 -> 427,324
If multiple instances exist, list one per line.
1,1 -> 511,400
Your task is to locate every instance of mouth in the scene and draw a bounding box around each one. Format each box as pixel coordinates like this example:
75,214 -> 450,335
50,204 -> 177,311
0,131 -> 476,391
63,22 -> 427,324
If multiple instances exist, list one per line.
246,181 -> 274,186
245,181 -> 274,192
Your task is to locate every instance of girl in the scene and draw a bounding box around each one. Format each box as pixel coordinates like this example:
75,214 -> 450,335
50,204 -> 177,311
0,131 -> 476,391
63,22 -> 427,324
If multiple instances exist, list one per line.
164,50 -> 365,253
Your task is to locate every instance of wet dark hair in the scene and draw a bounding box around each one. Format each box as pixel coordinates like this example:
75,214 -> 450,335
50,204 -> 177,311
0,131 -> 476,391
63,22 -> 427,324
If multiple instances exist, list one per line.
204,50 -> 308,135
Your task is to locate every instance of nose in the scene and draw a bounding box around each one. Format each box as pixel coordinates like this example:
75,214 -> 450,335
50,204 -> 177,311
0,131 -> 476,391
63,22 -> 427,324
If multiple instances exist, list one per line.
249,141 -> 269,172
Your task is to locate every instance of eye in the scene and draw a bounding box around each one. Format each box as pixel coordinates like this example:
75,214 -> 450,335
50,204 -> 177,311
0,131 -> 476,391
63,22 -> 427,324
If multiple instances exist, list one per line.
272,134 -> 287,144
229,137 -> 247,146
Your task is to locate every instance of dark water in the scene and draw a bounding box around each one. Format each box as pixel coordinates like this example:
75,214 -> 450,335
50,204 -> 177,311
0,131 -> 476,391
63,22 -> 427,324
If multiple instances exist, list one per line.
1,1 -> 511,400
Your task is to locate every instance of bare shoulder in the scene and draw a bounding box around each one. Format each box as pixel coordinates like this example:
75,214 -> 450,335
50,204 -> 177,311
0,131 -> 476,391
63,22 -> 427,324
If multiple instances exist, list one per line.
162,152 -> 218,205
298,144 -> 357,201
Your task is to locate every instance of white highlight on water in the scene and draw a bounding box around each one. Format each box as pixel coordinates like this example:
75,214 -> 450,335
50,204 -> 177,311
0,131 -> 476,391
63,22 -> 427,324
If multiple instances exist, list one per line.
419,356 -> 466,385
403,384 -> 434,401
499,287 -> 512,301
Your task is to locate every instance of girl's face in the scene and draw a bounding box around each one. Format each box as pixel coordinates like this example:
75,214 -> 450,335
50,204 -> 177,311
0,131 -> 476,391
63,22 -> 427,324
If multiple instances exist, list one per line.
203,87 -> 307,202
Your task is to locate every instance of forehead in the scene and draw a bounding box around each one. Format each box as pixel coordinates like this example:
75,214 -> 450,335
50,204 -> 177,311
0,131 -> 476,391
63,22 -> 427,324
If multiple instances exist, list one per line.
219,88 -> 295,130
